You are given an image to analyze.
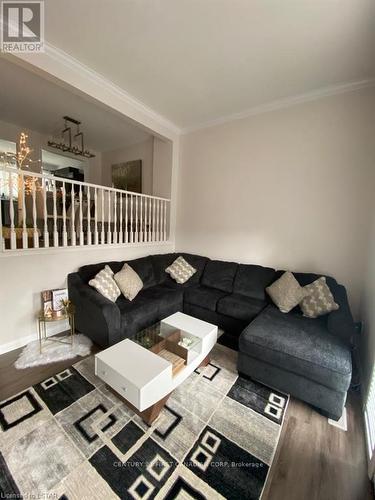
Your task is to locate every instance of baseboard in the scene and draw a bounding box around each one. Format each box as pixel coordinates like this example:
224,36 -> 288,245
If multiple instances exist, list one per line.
0,320 -> 69,355
0,335 -> 36,355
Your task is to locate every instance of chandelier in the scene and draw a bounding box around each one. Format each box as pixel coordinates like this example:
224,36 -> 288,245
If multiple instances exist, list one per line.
48,116 -> 95,158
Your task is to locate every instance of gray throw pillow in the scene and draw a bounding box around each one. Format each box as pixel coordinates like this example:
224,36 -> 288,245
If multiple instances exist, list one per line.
165,256 -> 197,284
114,263 -> 143,301
89,265 -> 121,302
300,277 -> 339,318
266,271 -> 307,313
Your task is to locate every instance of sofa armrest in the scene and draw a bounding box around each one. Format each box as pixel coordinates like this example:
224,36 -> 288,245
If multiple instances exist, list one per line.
327,284 -> 356,346
68,272 -> 121,347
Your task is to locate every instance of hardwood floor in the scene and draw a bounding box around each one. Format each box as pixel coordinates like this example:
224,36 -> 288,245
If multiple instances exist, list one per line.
263,392 -> 373,500
0,341 -> 373,500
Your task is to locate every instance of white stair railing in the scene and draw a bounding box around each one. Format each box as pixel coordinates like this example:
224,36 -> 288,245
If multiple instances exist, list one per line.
0,166 -> 170,252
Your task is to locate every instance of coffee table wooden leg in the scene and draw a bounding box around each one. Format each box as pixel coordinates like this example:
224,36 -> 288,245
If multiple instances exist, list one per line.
106,385 -> 171,426
140,393 -> 171,425
199,355 -> 210,368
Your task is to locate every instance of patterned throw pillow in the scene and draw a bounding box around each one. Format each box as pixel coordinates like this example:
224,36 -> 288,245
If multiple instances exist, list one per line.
165,256 -> 197,284
266,271 -> 307,313
89,265 -> 121,302
114,264 -> 143,301
300,277 -> 339,318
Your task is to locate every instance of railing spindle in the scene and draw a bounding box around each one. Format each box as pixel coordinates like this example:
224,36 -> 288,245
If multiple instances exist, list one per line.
130,194 -> 133,243
119,193 -> 123,244
70,184 -> 76,246
87,186 -> 91,245
101,188 -> 105,244
107,190 -> 111,244
113,192 -> 117,244
125,193 -> 128,243
32,178 -> 39,248
135,195 -> 138,243
163,200 -> 167,241
94,187 -> 98,245
21,172 -> 27,249
148,197 -> 151,242
79,185 -> 84,245
62,182 -> 67,247
53,180 -> 58,247
152,198 -> 156,242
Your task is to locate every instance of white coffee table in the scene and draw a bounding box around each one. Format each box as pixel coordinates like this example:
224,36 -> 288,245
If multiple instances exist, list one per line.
95,312 -> 218,424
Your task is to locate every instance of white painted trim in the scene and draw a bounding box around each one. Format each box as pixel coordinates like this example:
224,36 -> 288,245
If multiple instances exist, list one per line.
12,44 -> 181,140
0,334 -> 35,355
44,44 -> 181,136
181,78 -> 375,134
11,43 -> 375,139
0,240 -> 174,258
0,320 -> 71,355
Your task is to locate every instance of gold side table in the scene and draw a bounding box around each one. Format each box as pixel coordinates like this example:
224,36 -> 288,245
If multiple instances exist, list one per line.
38,305 -> 75,353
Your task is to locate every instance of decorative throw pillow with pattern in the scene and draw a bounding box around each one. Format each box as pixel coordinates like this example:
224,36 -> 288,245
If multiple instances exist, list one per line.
266,271 -> 307,313
165,256 -> 197,284
114,264 -> 143,301
300,277 -> 339,318
89,265 -> 121,302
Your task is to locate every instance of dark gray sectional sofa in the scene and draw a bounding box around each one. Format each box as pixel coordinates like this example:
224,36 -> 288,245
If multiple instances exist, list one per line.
68,252 -> 355,420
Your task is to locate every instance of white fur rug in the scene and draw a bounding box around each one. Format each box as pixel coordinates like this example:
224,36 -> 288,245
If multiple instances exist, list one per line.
15,334 -> 93,369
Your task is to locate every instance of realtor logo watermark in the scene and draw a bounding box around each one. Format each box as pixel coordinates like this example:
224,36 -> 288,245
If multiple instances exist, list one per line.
1,1 -> 44,52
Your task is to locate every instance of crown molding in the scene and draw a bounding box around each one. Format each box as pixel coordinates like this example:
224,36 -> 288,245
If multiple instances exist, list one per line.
45,44 -> 182,135
181,78 -> 375,134
12,43 -> 375,137
13,43 -> 181,138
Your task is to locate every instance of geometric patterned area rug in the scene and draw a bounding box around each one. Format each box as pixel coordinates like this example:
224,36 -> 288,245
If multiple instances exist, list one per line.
0,344 -> 288,500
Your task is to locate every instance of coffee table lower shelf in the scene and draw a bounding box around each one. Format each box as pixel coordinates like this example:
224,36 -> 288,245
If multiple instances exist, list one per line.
108,354 -> 211,425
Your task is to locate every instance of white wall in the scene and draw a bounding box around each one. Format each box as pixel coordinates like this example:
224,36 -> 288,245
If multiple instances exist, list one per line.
176,88 -> 375,316
102,138 -> 154,194
0,243 -> 174,353
153,137 -> 173,198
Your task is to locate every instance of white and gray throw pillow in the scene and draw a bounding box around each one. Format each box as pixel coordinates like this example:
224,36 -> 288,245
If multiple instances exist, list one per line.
266,271 -> 307,313
114,263 -> 143,301
300,277 -> 339,318
89,265 -> 121,302
165,256 -> 197,284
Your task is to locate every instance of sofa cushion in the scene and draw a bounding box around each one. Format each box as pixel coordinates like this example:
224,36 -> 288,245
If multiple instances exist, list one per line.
217,294 -> 267,322
201,260 -> 238,293
151,253 -> 177,285
117,292 -> 159,333
79,261 -> 123,283
141,285 -> 184,317
293,271 -> 338,291
184,286 -> 228,311
233,264 -> 276,301
126,256 -> 156,290
239,305 -> 352,392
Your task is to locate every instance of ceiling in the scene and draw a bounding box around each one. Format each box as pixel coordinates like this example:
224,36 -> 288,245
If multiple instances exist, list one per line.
42,0 -> 375,130
0,57 -> 151,152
